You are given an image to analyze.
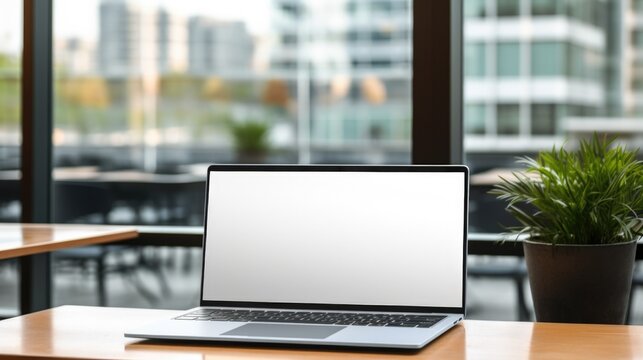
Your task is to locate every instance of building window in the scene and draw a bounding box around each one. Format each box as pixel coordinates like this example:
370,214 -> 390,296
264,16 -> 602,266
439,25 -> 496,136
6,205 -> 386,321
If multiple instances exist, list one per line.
497,42 -> 520,77
496,0 -> 520,17
531,0 -> 561,16
0,0 -> 21,223
634,30 -> 643,48
464,0 -> 487,18
531,104 -> 558,135
531,41 -> 565,76
465,42 -> 487,78
465,104 -> 487,135
496,104 -> 520,135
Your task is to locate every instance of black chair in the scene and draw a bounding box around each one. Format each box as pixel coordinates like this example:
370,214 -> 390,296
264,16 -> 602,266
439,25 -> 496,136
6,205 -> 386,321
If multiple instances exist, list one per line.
469,184 -> 532,321
53,182 -> 170,306
626,264 -> 643,324
468,259 -> 531,321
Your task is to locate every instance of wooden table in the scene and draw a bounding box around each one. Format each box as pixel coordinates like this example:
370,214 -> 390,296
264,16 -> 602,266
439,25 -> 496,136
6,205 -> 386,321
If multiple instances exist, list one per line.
0,224 -> 138,314
0,223 -> 138,260
1,306 -> 642,359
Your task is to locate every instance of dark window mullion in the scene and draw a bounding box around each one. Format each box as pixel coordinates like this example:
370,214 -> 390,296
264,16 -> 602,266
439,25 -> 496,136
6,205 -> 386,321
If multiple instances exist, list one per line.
412,0 -> 463,164
19,0 -> 54,314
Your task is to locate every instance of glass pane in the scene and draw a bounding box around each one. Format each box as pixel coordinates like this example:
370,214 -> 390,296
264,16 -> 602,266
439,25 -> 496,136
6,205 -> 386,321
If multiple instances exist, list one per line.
465,0 -> 487,18
497,104 -> 520,135
465,104 -> 486,134
497,42 -> 520,77
0,0 -> 22,317
53,0 -> 413,226
51,0 -> 412,309
531,104 -> 557,135
532,0 -> 561,16
531,42 -> 565,76
465,43 -> 487,77
496,0 -> 520,17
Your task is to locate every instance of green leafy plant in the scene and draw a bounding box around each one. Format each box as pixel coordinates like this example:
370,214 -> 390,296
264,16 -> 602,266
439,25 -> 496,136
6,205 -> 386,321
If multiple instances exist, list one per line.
490,134 -> 643,245
228,120 -> 270,154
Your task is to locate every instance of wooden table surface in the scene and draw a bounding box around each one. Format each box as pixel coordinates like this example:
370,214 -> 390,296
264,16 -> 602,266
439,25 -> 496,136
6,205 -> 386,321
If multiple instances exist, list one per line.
0,223 -> 138,260
1,306 -> 643,360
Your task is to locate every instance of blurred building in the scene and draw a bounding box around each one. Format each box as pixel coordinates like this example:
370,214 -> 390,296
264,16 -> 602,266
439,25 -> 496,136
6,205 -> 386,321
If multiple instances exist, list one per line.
55,38 -> 96,75
187,18 -> 254,74
270,0 -> 412,153
463,0 -> 613,152
98,0 -> 187,76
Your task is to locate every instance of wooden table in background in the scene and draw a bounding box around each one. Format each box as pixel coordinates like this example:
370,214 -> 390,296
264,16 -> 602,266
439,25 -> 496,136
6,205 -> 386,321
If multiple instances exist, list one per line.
1,306 -> 642,359
0,224 -> 138,315
0,223 -> 138,260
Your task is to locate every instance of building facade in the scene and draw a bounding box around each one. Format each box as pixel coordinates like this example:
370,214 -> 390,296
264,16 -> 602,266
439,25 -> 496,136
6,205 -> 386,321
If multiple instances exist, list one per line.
270,0 -> 412,153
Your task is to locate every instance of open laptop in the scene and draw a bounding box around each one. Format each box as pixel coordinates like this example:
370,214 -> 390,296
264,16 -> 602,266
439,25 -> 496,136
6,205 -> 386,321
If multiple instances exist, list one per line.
125,164 -> 469,349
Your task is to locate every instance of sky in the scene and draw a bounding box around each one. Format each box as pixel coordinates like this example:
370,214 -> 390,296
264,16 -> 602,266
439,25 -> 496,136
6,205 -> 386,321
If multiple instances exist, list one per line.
1,0 -> 271,55
0,0 -> 22,55
54,0 -> 272,41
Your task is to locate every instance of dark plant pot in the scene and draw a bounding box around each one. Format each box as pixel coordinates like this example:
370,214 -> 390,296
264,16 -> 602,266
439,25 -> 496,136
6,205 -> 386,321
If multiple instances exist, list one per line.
235,150 -> 267,164
523,239 -> 637,324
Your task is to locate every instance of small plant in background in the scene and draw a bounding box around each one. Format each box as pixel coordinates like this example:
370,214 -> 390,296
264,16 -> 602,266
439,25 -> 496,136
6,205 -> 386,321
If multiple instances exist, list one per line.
490,134 -> 643,245
228,120 -> 270,157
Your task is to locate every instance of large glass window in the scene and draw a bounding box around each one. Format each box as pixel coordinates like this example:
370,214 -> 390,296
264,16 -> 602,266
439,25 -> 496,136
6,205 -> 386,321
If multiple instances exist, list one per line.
0,0 -> 21,223
464,0 -> 642,236
53,0 -> 413,226
0,0 -> 21,317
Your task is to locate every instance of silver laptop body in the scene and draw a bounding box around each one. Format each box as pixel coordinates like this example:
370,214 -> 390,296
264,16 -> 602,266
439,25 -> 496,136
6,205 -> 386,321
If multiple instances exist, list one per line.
125,164 -> 469,349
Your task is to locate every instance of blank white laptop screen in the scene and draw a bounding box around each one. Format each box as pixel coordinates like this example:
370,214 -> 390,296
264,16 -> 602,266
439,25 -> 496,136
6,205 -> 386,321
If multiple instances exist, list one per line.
202,170 -> 465,308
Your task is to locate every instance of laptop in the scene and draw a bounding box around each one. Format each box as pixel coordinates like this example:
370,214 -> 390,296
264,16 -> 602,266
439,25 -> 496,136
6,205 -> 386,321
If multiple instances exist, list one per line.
125,164 -> 469,349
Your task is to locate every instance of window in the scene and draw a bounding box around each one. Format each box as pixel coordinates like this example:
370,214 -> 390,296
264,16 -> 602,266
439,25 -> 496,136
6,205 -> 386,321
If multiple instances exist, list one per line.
497,42 -> 520,77
465,43 -> 487,78
635,0 -> 643,12
531,42 -> 565,76
465,104 -> 486,135
634,30 -> 643,48
531,104 -> 558,135
496,0 -> 520,17
0,0 -> 22,223
497,104 -> 520,135
0,0 -> 21,319
464,0 -> 642,238
53,0 -> 413,226
465,0 -> 486,18
531,0 -> 561,16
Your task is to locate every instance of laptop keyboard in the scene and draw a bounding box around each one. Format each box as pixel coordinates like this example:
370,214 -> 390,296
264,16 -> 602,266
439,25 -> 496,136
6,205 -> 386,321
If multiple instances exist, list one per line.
175,309 -> 446,328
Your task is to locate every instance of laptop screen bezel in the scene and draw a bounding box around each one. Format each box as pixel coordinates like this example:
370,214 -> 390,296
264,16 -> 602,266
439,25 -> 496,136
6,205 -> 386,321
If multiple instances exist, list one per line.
199,164 -> 468,315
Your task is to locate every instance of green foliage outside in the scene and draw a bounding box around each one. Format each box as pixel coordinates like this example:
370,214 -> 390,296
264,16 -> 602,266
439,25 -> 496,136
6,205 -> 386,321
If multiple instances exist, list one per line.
0,54 -> 20,128
491,134 -> 643,245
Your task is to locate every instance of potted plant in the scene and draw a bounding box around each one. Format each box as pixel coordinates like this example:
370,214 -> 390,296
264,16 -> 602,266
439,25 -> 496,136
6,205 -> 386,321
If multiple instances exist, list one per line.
228,120 -> 270,164
491,135 -> 643,324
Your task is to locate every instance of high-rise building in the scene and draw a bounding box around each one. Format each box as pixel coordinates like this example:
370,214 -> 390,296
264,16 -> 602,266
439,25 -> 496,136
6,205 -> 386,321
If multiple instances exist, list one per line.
187,17 -> 254,74
270,0 -> 412,148
463,0 -> 610,152
98,0 -> 187,76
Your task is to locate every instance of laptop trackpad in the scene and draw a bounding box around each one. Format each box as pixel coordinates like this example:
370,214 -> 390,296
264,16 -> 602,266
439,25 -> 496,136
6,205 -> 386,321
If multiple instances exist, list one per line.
222,323 -> 345,339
